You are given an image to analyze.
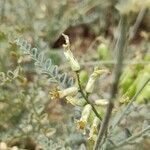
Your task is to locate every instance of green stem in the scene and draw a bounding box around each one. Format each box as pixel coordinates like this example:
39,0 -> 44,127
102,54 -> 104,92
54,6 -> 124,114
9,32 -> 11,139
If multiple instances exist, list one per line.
76,71 -> 102,121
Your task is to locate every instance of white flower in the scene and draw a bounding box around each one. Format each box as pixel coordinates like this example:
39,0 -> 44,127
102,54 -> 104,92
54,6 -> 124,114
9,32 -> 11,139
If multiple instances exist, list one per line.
59,87 -> 78,98
62,34 -> 80,71
50,86 -> 78,99
78,104 -> 92,130
85,68 -> 109,93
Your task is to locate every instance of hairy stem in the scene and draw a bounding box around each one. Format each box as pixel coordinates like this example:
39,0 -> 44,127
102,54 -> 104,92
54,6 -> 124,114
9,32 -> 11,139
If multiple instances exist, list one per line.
93,15 -> 127,150
76,71 -> 102,121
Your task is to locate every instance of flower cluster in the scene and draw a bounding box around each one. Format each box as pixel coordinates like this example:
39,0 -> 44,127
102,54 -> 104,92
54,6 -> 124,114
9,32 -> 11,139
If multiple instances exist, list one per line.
50,34 -> 109,141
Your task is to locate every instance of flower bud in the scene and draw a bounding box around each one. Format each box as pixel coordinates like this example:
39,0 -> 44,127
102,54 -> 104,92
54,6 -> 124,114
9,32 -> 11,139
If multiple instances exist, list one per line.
85,68 -> 109,93
62,34 -> 80,71
78,104 -> 92,130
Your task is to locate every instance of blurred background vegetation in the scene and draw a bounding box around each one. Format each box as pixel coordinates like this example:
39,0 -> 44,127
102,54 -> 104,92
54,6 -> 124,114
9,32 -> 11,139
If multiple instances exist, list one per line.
0,0 -> 150,149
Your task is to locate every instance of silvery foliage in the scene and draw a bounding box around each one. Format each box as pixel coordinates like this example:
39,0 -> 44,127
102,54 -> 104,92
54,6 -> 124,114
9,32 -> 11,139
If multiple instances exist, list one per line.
101,103 -> 150,149
0,87 -> 69,149
15,37 -> 74,88
36,134 -> 71,150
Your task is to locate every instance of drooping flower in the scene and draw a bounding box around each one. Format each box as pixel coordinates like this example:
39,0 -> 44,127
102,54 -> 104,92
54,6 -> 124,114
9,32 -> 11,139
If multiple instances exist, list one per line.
62,34 -> 80,71
85,67 -> 109,93
78,104 -> 92,130
50,86 -> 78,99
